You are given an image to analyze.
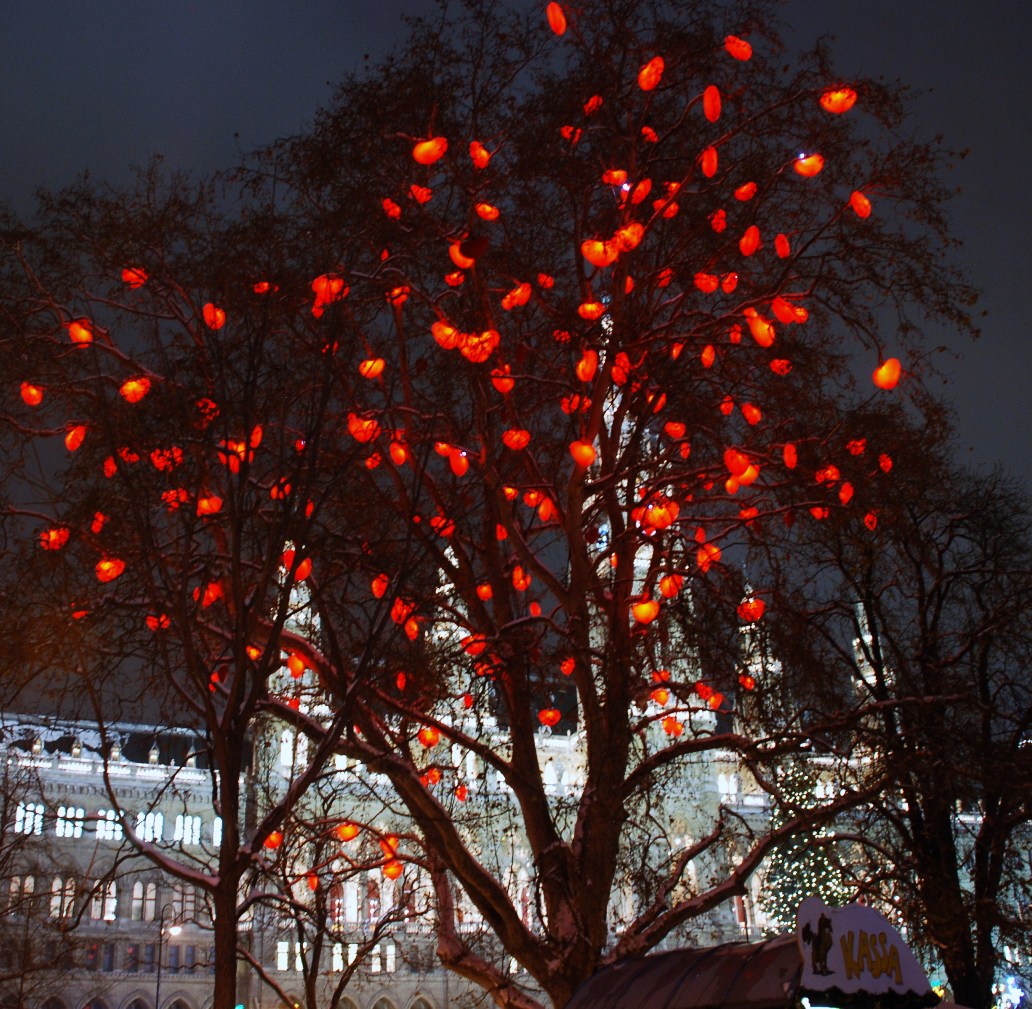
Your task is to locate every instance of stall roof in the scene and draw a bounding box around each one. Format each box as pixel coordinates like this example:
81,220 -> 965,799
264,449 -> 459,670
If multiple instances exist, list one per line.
565,935 -> 802,1009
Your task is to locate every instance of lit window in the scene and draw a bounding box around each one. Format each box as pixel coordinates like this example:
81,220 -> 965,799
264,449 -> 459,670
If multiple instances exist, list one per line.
8,875 -> 33,909
14,801 -> 44,835
103,881 -> 117,921
90,880 -> 117,920
279,728 -> 294,767
135,811 -> 163,843
173,814 -> 201,846
56,805 -> 84,838
276,940 -> 289,972
385,942 -> 396,973
96,809 -> 123,841
131,881 -> 144,921
211,816 -> 222,848
332,943 -> 344,972
144,881 -> 157,921
49,877 -> 75,918
344,879 -> 359,923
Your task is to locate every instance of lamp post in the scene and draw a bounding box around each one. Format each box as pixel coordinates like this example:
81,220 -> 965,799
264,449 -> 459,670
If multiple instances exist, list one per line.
154,903 -> 182,1009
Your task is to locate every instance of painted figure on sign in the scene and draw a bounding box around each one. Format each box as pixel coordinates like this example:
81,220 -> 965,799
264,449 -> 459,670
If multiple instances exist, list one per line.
802,913 -> 835,976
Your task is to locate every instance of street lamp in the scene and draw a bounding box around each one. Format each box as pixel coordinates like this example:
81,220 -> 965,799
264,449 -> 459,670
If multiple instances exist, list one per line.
154,903 -> 182,1009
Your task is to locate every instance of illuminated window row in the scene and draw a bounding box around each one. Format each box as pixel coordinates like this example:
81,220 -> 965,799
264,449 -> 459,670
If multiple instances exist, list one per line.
13,802 -> 221,846
275,940 -> 397,973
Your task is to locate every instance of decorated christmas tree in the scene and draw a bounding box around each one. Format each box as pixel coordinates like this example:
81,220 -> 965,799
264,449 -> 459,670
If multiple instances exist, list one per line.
760,760 -> 854,932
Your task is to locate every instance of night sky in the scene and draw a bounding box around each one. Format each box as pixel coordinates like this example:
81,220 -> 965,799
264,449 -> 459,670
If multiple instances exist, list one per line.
3,1 -> 1030,487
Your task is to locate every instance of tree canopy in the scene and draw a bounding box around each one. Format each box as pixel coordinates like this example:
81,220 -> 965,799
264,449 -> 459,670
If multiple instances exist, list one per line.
0,1 -> 986,1007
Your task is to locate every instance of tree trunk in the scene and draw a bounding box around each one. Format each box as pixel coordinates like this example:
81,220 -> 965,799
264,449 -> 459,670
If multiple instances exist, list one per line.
947,969 -> 992,1009
212,876 -> 240,1009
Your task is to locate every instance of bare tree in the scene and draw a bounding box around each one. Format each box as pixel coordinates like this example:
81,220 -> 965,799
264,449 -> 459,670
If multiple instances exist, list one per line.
761,417 -> 1032,1009
0,0 -> 979,1007
0,169 -> 426,1006
243,722 -> 432,1009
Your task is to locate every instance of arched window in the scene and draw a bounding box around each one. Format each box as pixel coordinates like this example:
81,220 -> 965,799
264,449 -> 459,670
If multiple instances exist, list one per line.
49,876 -> 74,917
49,876 -> 63,917
90,880 -> 116,920
131,880 -> 144,920
144,880 -> 157,921
542,760 -> 558,791
7,873 -> 34,909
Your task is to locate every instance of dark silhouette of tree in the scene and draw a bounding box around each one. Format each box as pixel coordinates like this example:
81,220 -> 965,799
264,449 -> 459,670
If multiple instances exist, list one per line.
0,175 -> 423,1008
761,417 -> 1032,1009
0,0 -> 979,1006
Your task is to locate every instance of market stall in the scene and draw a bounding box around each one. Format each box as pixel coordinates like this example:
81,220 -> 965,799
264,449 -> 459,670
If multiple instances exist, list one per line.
564,900 -> 941,1009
